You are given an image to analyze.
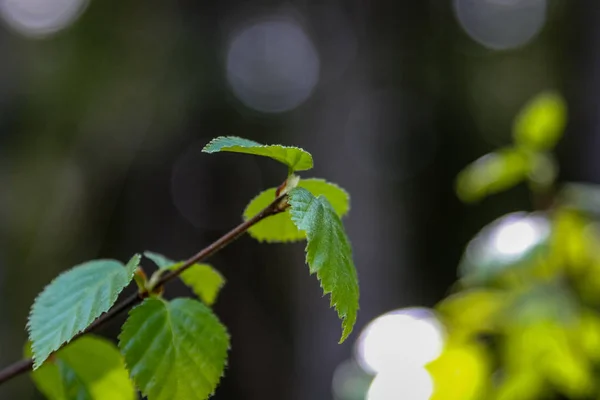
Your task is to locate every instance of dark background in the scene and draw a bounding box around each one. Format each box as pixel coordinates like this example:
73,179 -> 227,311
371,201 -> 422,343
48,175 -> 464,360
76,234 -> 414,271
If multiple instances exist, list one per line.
0,0 -> 591,398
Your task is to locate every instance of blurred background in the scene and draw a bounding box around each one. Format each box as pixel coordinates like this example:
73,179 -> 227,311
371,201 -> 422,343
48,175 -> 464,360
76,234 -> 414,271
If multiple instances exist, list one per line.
0,0 -> 596,399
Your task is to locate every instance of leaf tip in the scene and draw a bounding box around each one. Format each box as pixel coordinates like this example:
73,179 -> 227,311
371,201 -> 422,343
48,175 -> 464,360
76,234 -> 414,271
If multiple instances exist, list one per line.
202,136 -> 258,154
201,136 -> 226,153
128,253 -> 142,265
338,313 -> 357,344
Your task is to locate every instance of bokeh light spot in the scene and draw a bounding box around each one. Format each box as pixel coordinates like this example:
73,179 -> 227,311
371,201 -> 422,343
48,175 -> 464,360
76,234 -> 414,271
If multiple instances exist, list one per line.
493,219 -> 539,255
483,213 -> 550,261
355,308 -> 446,375
0,0 -> 89,38
461,212 -> 551,282
453,0 -> 547,50
331,359 -> 373,400
225,17 -> 320,113
367,367 -> 433,400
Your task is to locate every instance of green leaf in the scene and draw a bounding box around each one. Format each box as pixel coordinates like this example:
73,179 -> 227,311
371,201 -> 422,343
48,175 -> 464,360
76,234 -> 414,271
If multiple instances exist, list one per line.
25,335 -> 136,400
119,297 -> 229,400
202,136 -> 313,172
143,251 -> 225,306
142,251 -> 174,270
513,91 -> 567,151
244,179 -> 350,242
28,254 -> 141,369
455,148 -> 531,203
288,187 -> 359,342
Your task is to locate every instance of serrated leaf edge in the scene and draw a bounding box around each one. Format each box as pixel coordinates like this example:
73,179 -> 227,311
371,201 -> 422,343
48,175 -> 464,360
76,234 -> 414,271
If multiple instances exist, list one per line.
201,136 -> 313,171
118,298 -> 230,399
27,255 -> 141,369
288,188 -> 359,343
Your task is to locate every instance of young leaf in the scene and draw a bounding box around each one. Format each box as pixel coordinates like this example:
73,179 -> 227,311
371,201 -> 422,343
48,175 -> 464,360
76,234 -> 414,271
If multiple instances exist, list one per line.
202,136 -> 313,172
513,91 -> 567,151
25,335 -> 136,400
288,187 -> 359,342
143,251 -> 174,270
119,298 -> 230,400
455,148 -> 531,203
28,255 -> 141,369
243,179 -> 350,242
143,251 -> 224,306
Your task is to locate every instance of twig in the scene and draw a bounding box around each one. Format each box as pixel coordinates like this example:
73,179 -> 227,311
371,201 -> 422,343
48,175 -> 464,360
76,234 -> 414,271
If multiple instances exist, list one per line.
0,193 -> 288,384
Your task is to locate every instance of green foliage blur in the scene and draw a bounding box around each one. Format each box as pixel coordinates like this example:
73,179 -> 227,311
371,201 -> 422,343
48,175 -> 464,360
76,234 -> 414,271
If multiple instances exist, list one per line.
428,92 -> 600,400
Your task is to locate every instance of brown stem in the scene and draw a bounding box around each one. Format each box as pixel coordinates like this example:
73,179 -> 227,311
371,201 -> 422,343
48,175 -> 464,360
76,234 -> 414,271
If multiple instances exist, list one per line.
0,193 -> 288,385
152,193 -> 287,289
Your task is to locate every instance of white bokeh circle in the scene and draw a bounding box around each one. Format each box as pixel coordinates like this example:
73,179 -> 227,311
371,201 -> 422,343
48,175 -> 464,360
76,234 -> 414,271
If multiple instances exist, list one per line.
355,308 -> 446,375
225,17 -> 320,113
454,0 -> 547,50
367,367 -> 434,400
0,0 -> 89,38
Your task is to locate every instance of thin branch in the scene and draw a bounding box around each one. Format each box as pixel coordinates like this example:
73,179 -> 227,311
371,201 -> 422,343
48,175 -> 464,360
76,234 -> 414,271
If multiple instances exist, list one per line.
0,193 -> 288,384
152,193 -> 288,289
0,359 -> 33,383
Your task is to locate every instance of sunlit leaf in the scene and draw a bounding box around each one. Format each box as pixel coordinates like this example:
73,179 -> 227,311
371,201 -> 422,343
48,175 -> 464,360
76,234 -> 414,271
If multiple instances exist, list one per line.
243,179 -> 350,242
549,208 -> 600,302
28,255 -> 141,369
436,289 -> 506,337
427,339 -> 490,400
513,91 -> 567,151
548,209 -> 591,274
577,258 -> 600,306
202,136 -> 313,172
119,297 -> 229,400
25,335 -> 135,400
578,310 -> 600,362
543,325 -> 594,398
288,187 -> 359,342
144,251 -> 224,306
503,322 -> 594,399
455,148 -> 531,203
494,371 -> 545,400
